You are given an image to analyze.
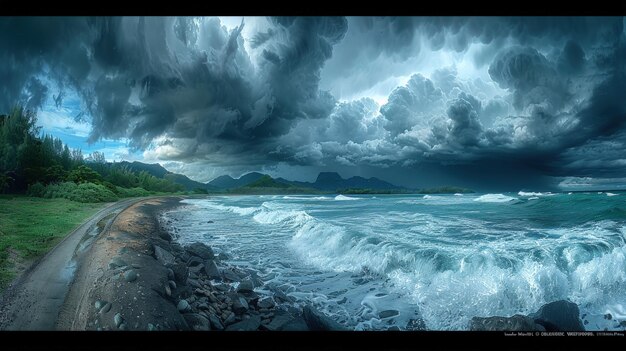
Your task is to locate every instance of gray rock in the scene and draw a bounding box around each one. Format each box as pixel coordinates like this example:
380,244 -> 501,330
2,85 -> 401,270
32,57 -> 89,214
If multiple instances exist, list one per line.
187,278 -> 202,289
188,264 -> 205,274
147,323 -> 156,331
154,245 -> 176,266
257,297 -> 275,309
95,300 -> 105,310
187,256 -> 204,267
166,268 -> 175,280
165,285 -> 171,297
177,300 -> 190,313
388,326 -> 401,331
281,316 -> 310,331
204,260 -> 220,279
232,295 -> 249,315
530,300 -> 585,331
378,310 -> 399,319
118,323 -> 126,330
168,280 -> 177,290
167,262 -> 188,284
264,312 -> 293,331
123,269 -> 138,282
183,313 -> 211,331
225,315 -> 261,331
302,305 -> 348,331
114,313 -> 124,328
469,315 -> 545,331
273,288 -> 294,303
99,302 -> 112,314
108,257 -> 127,269
223,312 -> 236,326
222,268 -> 242,282
186,243 -> 215,260
208,314 -> 224,331
236,279 -> 254,293
217,252 -> 229,260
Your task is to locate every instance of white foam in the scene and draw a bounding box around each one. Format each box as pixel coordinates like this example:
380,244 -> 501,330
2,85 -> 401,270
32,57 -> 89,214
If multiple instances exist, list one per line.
423,195 -> 433,199
528,197 -> 539,200
204,203 -> 259,216
607,192 -> 618,197
335,195 -> 360,201
518,191 -> 544,196
474,194 -> 516,203
312,196 -> 332,200
454,193 -> 464,196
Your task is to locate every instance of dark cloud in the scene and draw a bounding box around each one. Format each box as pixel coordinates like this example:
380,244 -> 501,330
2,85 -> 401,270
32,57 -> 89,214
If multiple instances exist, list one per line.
3,16 -> 626,190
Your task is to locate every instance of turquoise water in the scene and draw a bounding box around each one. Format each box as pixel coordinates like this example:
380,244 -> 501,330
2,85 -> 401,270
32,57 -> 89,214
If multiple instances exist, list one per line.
163,192 -> 626,330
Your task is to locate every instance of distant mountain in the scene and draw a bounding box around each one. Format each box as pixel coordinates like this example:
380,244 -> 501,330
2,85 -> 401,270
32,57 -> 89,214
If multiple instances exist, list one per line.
115,161 -> 219,191
242,175 -> 293,189
207,172 -> 265,189
312,172 -> 401,191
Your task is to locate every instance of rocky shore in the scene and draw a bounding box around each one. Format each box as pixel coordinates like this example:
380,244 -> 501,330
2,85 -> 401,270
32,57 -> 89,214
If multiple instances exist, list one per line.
58,197 -> 347,331
469,300 -> 586,331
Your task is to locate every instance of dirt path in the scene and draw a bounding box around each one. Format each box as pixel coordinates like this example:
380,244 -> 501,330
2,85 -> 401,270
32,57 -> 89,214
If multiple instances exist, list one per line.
0,197 -> 146,330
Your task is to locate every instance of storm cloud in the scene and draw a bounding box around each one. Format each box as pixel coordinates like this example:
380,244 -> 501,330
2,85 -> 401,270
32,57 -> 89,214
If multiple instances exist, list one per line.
2,16 -> 626,190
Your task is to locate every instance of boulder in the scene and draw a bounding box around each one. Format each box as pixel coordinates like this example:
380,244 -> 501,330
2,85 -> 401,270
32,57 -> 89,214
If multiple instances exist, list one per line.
281,316 -> 310,331
530,300 -> 585,331
225,315 -> 261,331
186,243 -> 215,260
232,295 -> 249,315
469,315 -> 545,331
236,279 -> 255,293
167,262 -> 188,284
378,310 -> 399,319
208,313 -> 224,330
302,305 -> 348,331
154,245 -> 176,266
222,268 -> 242,282
257,297 -> 276,309
204,260 -> 221,280
187,256 -> 204,267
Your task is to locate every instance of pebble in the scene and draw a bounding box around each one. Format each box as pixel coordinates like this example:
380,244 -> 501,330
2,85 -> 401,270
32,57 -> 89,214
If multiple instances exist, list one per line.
165,285 -> 171,297
166,268 -> 175,280
168,280 -> 177,290
605,313 -> 613,320
208,313 -> 224,330
123,269 -> 138,282
95,300 -> 104,310
99,303 -> 112,314
118,323 -> 126,330
114,313 -> 124,328
177,300 -> 190,313
147,323 -> 156,331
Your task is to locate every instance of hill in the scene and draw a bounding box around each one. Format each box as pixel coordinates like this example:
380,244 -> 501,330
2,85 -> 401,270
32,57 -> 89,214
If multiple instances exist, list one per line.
116,161 -> 219,192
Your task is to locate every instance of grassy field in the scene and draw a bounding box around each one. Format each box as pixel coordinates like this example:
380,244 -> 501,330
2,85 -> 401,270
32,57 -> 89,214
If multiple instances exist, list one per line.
0,195 -> 106,291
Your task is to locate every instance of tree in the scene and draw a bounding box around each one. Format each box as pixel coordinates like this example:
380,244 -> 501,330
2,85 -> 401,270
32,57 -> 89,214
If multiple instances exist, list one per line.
67,165 -> 102,184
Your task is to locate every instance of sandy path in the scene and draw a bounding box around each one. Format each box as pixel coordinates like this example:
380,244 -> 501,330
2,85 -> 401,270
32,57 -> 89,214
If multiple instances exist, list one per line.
0,197 -> 146,330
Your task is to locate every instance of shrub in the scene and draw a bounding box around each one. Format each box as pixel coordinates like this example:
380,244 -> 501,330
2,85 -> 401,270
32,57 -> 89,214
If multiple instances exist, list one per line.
40,181 -> 118,203
27,182 -> 46,197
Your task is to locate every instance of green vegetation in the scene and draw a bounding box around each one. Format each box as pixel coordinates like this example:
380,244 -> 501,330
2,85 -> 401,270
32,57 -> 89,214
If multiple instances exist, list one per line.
0,106 -> 185,202
230,175 -> 321,194
0,195 -> 104,290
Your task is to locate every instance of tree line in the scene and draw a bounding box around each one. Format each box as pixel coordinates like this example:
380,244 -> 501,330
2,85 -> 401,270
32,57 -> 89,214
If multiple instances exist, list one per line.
0,106 -> 184,201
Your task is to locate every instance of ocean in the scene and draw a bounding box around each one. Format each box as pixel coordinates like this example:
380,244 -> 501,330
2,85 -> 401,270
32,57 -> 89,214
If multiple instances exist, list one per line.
161,192 -> 626,330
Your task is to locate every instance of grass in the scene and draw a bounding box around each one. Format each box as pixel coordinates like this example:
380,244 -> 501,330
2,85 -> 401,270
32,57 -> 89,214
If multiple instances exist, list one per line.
0,195 -> 105,291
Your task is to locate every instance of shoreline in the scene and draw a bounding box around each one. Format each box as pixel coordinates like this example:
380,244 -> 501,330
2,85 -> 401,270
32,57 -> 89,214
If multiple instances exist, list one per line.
57,196 -> 345,331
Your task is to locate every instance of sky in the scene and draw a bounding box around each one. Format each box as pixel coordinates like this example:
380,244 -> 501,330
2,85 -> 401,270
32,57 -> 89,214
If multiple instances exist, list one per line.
2,16 -> 626,191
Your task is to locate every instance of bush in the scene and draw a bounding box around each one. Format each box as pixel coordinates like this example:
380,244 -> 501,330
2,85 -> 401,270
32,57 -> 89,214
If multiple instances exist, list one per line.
41,182 -> 118,203
27,182 -> 46,197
